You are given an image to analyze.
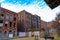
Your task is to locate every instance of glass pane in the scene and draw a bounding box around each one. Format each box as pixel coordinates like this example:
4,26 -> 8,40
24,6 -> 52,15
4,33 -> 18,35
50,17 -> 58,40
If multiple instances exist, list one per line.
0,23 -> 3,27
0,20 -> 3,27
0,14 -> 4,19
6,15 -> 9,20
10,16 -> 13,21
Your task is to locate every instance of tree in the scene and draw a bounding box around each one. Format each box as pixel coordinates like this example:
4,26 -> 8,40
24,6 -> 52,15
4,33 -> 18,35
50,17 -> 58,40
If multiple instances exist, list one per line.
52,13 -> 60,36
52,13 -> 60,28
56,13 -> 60,20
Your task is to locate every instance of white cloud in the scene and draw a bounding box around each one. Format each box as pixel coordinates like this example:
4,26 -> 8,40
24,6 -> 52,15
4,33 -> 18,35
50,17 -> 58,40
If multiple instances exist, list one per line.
1,3 -> 60,22
0,0 -> 5,2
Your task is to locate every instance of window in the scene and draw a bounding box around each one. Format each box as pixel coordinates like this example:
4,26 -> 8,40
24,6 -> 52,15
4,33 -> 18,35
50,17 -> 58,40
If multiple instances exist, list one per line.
6,15 -> 9,20
1,14 -> 4,16
0,20 -> 3,27
14,17 -> 16,21
0,20 -> 3,23
10,22 -> 12,27
10,16 -> 13,21
5,21 -> 8,27
0,31 -> 2,33
14,23 -> 16,27
0,14 -> 4,19
0,23 -> 3,27
5,24 -> 7,27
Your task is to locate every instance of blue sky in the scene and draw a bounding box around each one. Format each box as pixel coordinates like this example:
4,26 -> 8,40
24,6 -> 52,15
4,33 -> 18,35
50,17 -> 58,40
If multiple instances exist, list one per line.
0,0 -> 60,22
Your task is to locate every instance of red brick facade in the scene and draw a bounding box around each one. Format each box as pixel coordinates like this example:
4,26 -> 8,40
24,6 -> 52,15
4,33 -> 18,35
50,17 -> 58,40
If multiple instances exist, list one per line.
0,7 -> 18,38
18,10 -> 32,32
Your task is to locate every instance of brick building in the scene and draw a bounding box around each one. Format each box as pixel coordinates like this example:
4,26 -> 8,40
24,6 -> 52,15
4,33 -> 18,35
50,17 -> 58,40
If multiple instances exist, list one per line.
41,20 -> 47,29
18,10 -> 32,32
31,15 -> 41,37
40,20 -> 54,36
0,7 -> 18,38
52,13 -> 60,36
31,15 -> 41,31
18,10 -> 41,37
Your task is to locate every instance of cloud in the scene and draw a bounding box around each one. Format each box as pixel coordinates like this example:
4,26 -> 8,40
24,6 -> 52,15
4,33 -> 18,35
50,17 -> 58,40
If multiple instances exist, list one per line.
1,0 -> 60,22
25,5 -> 57,22
0,0 -> 5,3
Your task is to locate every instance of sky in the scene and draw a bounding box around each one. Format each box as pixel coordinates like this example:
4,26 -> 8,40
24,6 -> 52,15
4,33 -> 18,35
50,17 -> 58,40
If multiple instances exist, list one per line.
0,0 -> 60,22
